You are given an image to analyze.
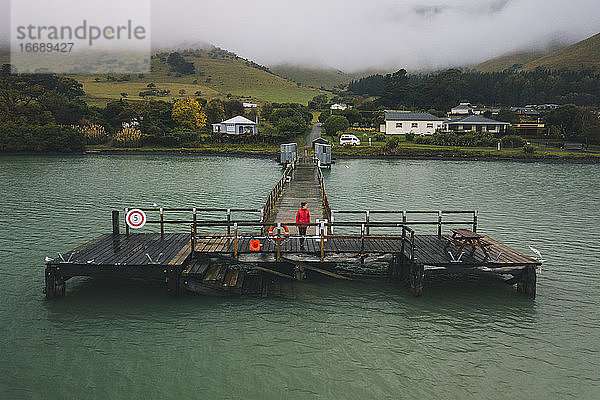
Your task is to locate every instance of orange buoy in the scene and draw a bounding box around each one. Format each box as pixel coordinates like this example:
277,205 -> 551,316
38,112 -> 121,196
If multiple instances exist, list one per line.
268,225 -> 290,242
249,239 -> 262,252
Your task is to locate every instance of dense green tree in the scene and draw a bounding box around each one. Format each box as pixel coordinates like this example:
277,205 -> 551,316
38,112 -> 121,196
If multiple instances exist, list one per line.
205,99 -> 226,125
494,109 -> 519,124
166,52 -> 196,75
318,111 -> 330,123
322,115 -> 349,137
223,100 -> 244,118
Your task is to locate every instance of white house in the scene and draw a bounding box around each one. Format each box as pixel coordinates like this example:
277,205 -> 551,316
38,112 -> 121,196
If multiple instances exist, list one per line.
450,102 -> 476,115
330,103 -> 348,111
212,116 -> 258,135
444,115 -> 510,134
381,111 -> 445,135
243,102 -> 258,108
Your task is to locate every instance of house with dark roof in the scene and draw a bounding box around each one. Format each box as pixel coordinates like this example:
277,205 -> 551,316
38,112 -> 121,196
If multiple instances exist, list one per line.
212,116 -> 258,135
381,111 -> 446,135
444,115 -> 510,134
510,107 -> 545,136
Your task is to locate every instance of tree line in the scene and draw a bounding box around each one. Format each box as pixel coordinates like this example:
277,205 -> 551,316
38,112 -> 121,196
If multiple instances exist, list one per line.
348,68 -> 600,111
0,64 -> 312,152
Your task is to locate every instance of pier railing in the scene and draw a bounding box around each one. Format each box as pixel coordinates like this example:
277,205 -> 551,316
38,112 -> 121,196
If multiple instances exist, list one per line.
330,210 -> 477,236
316,163 -> 332,223
190,220 -> 416,262
115,207 -> 262,236
260,160 -> 296,227
114,207 -> 476,239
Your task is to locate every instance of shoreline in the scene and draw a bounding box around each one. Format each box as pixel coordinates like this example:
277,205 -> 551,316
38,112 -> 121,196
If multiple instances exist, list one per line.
89,147 -> 600,164
2,147 -> 599,163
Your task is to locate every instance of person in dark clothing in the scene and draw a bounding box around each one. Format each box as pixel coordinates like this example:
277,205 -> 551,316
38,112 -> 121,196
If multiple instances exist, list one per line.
296,202 -> 310,248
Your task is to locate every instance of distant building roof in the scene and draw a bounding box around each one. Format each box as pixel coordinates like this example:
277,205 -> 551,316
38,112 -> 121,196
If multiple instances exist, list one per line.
510,107 -> 540,116
219,116 -> 257,125
243,102 -> 258,108
385,111 -> 445,121
447,115 -> 510,125
452,104 -> 475,110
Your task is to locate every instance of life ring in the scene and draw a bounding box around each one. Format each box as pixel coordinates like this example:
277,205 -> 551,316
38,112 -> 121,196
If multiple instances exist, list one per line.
249,239 -> 262,252
268,225 -> 290,242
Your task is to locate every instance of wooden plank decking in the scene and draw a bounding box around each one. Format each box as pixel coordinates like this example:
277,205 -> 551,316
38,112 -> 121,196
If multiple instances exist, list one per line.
46,233 -> 191,274
265,161 -> 327,232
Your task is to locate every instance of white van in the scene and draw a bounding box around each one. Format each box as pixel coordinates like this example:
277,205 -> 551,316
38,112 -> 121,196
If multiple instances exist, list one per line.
339,134 -> 360,146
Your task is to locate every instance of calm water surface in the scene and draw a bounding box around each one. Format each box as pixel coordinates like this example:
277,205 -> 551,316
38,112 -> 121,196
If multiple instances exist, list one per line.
0,155 -> 598,399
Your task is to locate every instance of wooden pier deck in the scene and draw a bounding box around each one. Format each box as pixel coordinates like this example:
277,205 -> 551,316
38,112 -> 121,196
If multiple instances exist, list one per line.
45,157 -> 542,299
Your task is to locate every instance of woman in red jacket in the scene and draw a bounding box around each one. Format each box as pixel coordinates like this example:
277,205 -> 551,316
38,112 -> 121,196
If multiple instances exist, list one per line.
296,202 -> 310,248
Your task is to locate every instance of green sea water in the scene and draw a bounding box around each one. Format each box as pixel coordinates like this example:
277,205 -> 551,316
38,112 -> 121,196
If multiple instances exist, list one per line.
0,155 -> 598,399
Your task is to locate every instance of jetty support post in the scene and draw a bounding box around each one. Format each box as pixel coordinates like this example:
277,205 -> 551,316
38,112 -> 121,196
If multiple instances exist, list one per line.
165,266 -> 182,298
473,210 -> 478,233
409,263 -> 424,297
438,211 -> 442,237
517,265 -> 537,298
44,266 -> 66,299
112,210 -> 120,235
366,211 -> 370,236
125,208 -> 130,236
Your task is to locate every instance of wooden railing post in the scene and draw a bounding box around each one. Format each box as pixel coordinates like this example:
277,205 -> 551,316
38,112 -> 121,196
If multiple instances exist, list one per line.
276,223 -> 281,262
320,220 -> 325,262
193,208 -> 197,229
159,208 -> 164,236
366,211 -> 370,236
190,223 -> 195,253
360,223 -> 365,254
112,210 -> 120,235
438,211 -> 442,237
402,210 -> 407,226
410,231 -> 415,262
124,208 -> 129,236
473,210 -> 478,232
400,227 -> 406,258
227,209 -> 231,236
233,223 -> 238,260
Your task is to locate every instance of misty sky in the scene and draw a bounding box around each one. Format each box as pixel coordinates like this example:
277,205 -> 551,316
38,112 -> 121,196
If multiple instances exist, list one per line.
1,0 -> 599,71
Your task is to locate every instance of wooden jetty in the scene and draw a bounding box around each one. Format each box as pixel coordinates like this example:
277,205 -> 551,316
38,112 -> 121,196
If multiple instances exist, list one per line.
44,157 -> 542,299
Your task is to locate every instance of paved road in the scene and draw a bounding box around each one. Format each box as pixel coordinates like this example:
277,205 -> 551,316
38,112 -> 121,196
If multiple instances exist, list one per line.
304,123 -> 322,149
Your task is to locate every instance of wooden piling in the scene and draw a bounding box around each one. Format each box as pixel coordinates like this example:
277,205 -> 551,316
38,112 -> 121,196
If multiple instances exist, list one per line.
166,266 -> 181,297
409,263 -> 424,297
517,266 -> 537,298
44,266 -> 65,299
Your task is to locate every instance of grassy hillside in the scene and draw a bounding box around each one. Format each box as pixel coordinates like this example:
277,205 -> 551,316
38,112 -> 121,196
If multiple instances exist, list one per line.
474,49 -> 549,72
270,64 -> 384,90
75,49 -> 324,106
521,32 -> 600,71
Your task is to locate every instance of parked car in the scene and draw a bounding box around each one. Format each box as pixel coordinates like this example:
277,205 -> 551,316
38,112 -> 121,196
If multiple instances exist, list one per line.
340,134 -> 360,145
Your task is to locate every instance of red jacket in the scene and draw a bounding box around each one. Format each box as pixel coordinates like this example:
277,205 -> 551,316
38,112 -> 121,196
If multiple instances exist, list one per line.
296,208 -> 310,228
